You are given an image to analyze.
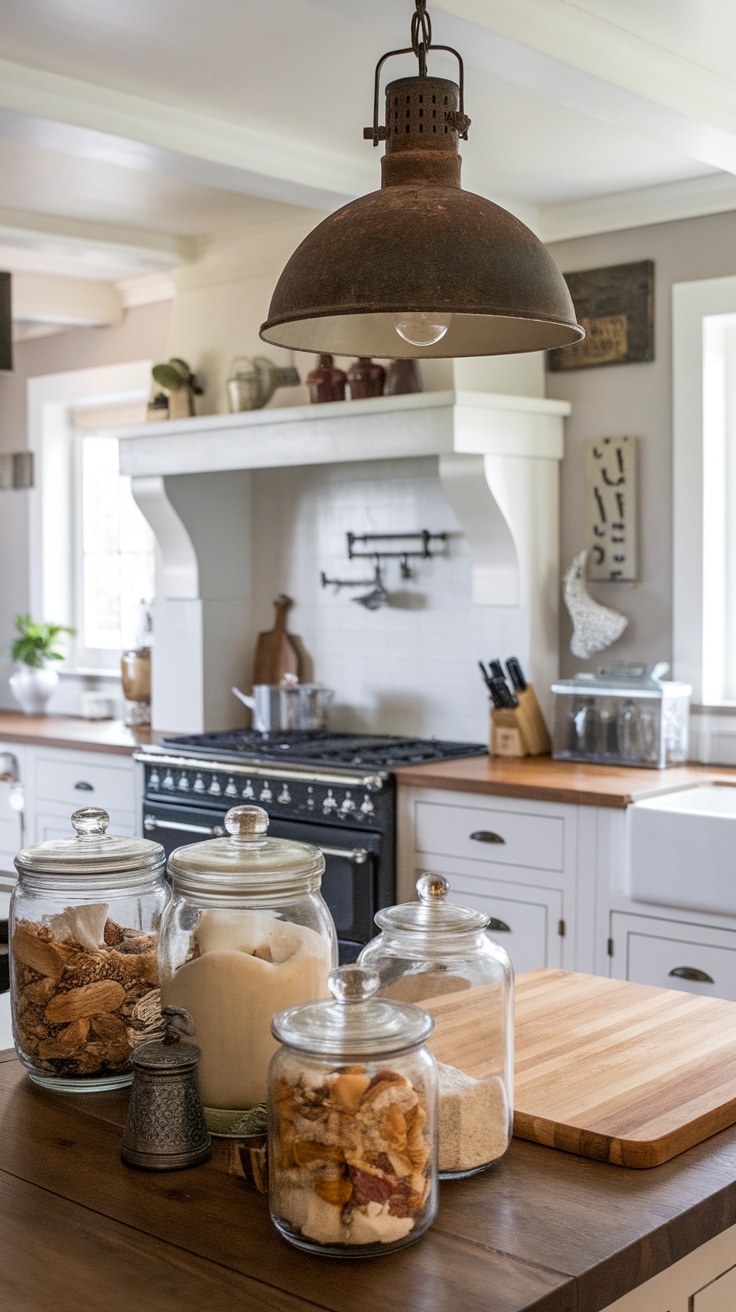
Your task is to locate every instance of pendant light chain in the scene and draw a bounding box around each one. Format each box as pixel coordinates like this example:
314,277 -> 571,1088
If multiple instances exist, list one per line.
411,0 -> 432,77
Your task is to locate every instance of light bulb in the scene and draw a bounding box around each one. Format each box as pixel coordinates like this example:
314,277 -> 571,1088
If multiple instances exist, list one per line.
8,783 -> 24,812
394,312 -> 451,347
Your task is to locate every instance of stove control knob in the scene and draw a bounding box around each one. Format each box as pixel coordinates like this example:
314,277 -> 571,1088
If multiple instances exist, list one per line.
259,783 -> 273,803
225,777 -> 238,798
340,792 -> 356,816
177,773 -> 190,792
193,773 -> 206,793
306,786 -> 315,810
360,794 -> 375,816
208,777 -> 222,796
277,786 -> 292,805
322,790 -> 338,814
162,771 -> 175,791
242,780 -> 255,799
148,770 -> 161,790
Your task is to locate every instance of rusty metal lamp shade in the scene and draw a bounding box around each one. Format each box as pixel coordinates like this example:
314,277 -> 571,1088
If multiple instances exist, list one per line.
261,9 -> 583,360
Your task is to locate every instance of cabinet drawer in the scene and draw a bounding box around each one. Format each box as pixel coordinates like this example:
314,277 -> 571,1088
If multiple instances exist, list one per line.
34,754 -> 135,813
694,1264 -> 736,1310
611,912 -> 736,1000
413,861 -> 563,974
414,799 -> 564,872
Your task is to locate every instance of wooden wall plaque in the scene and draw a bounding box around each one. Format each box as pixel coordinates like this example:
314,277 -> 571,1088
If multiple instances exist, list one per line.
548,259 -> 654,371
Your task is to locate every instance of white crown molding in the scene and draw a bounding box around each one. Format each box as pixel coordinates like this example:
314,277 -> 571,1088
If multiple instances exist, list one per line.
538,172 -> 736,244
117,272 -> 176,308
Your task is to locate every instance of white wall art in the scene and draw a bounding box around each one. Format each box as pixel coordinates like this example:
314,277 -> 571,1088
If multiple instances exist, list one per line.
585,435 -> 638,582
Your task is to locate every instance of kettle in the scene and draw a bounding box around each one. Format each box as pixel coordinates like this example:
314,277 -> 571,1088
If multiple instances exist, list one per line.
232,677 -> 334,732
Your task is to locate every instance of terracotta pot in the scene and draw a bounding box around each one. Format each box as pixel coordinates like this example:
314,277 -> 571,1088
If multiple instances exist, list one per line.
305,354 -> 347,404
346,357 -> 385,400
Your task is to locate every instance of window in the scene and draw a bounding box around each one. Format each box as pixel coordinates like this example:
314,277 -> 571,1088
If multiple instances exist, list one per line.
28,361 -> 154,675
76,433 -> 155,663
674,276 -> 736,710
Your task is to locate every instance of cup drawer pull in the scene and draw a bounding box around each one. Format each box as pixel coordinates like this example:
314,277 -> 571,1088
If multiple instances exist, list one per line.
488,917 -> 511,933
469,830 -> 505,844
74,781 -> 94,791
669,966 -> 714,984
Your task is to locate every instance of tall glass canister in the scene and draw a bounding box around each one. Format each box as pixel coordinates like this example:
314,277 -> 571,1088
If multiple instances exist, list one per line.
158,804 -> 337,1133
359,873 -> 513,1177
10,807 -> 169,1092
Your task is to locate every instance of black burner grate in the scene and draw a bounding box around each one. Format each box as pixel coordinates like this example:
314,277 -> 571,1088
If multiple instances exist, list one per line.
161,730 -> 487,768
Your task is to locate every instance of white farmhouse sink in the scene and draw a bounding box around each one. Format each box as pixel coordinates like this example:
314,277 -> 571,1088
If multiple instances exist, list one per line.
628,784 -> 736,915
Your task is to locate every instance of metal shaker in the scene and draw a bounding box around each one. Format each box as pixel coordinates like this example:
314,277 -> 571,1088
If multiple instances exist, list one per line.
121,1006 -> 211,1171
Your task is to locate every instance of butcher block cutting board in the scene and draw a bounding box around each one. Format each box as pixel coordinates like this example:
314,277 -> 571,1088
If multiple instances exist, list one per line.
252,595 -> 300,685
513,969 -> 736,1167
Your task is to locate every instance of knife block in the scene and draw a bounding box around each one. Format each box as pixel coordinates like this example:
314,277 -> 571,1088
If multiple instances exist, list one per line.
490,685 -> 551,758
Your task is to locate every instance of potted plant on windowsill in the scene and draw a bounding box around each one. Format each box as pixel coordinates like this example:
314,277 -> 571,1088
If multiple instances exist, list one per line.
9,613 -> 75,715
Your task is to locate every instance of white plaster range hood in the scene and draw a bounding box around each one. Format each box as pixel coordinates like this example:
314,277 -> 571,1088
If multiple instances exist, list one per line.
115,391 -> 570,732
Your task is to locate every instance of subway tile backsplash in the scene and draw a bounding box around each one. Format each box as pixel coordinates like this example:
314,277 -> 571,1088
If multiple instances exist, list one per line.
251,457 -> 529,743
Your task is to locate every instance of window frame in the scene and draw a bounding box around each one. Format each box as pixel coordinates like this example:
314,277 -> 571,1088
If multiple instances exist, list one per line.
673,275 -> 736,708
27,362 -> 152,676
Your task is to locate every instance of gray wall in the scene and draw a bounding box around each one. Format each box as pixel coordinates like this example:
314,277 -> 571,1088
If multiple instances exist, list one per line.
0,303 -> 171,709
547,210 -> 736,677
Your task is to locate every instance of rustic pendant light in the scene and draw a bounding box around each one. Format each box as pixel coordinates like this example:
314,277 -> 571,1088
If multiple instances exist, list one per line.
260,1 -> 583,359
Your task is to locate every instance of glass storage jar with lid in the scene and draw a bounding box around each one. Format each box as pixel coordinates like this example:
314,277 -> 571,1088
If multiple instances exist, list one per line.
159,804 -> 337,1133
10,807 -> 168,1092
359,873 -> 513,1178
269,964 -> 437,1257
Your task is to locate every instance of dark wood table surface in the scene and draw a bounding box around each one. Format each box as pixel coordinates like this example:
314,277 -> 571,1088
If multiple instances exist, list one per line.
3,1050 -> 736,1312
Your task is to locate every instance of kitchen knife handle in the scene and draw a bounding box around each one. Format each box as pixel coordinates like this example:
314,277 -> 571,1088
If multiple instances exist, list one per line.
469,830 -> 506,844
506,657 -> 527,692
669,966 -> 714,984
488,917 -> 511,933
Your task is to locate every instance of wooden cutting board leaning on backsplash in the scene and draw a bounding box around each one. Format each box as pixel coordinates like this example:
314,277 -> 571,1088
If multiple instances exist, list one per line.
422,967 -> 736,1167
252,595 -> 301,685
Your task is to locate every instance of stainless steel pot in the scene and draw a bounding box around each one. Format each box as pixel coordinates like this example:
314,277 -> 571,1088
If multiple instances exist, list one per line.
232,681 -> 334,732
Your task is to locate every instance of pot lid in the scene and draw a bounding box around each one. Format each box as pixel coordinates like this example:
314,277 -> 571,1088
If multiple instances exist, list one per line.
14,807 -> 165,880
167,805 -> 324,898
272,965 -> 433,1057
374,873 -> 489,937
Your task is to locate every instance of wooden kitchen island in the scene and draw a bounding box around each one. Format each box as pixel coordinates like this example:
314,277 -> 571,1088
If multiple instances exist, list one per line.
2,1049 -> 735,1312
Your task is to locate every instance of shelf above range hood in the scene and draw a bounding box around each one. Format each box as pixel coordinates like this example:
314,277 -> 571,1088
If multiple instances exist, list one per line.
116,389 -> 569,478
111,390 -> 570,732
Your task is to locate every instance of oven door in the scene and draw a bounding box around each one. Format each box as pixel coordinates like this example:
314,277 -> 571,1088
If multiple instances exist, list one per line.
142,801 -> 381,962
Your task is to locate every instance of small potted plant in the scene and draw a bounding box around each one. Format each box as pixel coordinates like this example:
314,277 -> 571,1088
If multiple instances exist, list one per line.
9,613 -> 75,715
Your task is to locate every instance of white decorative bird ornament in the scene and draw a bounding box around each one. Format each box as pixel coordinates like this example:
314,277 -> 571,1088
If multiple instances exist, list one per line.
564,550 -> 629,659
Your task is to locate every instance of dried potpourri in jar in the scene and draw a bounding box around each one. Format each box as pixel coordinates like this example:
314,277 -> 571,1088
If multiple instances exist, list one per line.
268,966 -> 437,1256
10,809 -> 170,1092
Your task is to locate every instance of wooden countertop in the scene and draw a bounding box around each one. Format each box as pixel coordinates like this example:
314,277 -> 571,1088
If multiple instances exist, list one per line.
394,755 -> 736,808
2,1047 -> 736,1312
0,711 -> 161,756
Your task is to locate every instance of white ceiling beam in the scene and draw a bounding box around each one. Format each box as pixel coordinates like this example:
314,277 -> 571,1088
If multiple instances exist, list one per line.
11,271 -> 123,327
0,206 -> 190,278
0,60 -> 371,212
429,0 -> 736,177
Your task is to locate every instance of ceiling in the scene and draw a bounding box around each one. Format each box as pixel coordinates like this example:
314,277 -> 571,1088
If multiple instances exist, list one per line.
0,0 -> 734,328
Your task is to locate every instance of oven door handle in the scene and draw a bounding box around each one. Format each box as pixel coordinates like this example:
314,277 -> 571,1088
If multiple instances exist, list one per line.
144,815 -> 225,837
319,844 -> 370,865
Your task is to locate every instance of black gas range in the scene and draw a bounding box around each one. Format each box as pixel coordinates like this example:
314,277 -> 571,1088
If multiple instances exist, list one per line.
135,731 -> 487,961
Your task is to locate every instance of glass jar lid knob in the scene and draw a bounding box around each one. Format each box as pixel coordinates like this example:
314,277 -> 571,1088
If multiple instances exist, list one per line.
416,873 -> 449,904
224,805 -> 269,842
328,965 -> 381,1004
71,807 -> 110,838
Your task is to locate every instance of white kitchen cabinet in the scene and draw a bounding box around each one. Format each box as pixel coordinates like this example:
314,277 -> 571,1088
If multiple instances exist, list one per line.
0,740 -> 27,881
609,910 -> 736,998
602,1222 -> 736,1311
398,786 -> 579,974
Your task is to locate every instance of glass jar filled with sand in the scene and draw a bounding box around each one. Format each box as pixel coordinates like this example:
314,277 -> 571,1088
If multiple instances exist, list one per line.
159,805 -> 337,1133
359,873 -> 513,1177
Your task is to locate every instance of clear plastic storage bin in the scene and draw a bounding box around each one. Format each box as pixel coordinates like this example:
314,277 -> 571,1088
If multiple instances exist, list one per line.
551,662 -> 691,769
